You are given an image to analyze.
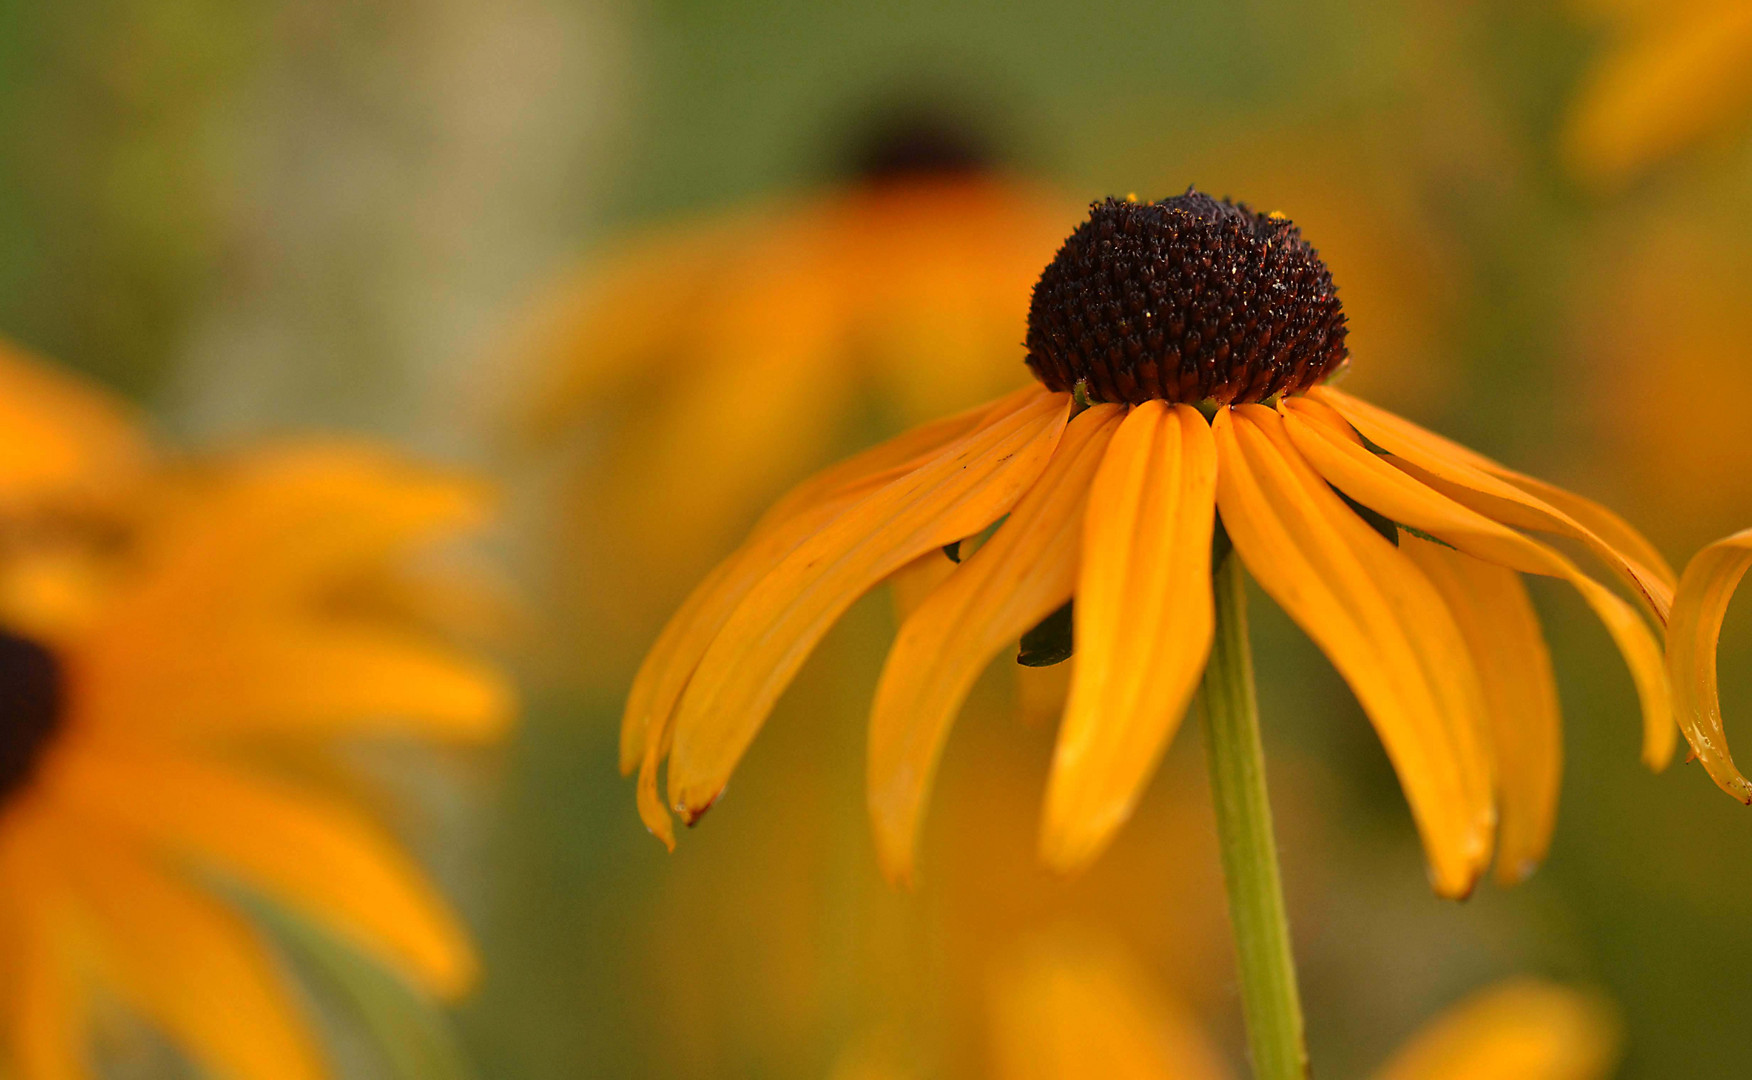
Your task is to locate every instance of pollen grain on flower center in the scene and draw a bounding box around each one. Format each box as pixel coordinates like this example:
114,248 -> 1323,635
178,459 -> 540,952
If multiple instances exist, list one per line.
0,629 -> 63,802
1025,190 -> 1349,405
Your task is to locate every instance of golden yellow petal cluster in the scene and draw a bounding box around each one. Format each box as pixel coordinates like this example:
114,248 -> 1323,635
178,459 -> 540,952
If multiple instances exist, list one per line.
626,376 -> 1681,898
0,344 -> 512,1078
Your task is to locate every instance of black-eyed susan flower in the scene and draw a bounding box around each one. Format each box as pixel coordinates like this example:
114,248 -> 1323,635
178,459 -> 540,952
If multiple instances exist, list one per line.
1563,0 -> 1752,187
624,190 -> 1678,902
989,934 -> 1619,1080
507,118 -> 1073,642
0,346 -> 512,1079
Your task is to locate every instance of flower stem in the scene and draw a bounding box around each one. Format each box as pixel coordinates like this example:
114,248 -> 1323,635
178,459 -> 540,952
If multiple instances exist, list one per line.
1199,549 -> 1308,1080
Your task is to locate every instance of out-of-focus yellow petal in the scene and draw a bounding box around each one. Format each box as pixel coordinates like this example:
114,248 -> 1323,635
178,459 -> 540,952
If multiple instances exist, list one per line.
1215,405 -> 1493,898
1372,978 -> 1620,1080
78,624 -> 512,743
1284,398 -> 1674,770
1564,2 -> 1752,189
1041,403 -> 1217,874
666,390 -> 1072,820
868,405 -> 1123,882
52,743 -> 475,998
1309,387 -> 1674,623
510,211 -> 760,443
987,934 -> 1232,1080
0,822 -> 89,1080
73,444 -> 513,744
55,827 -> 324,1080
1666,529 -> 1752,802
1401,539 -> 1561,884
0,339 -> 148,516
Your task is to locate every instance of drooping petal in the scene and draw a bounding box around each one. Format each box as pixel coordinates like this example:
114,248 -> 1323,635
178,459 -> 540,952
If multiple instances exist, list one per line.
53,825 -> 325,1080
753,385 -> 1046,536
1401,538 -> 1562,885
1666,530 -> 1752,802
1214,405 -> 1493,898
1308,387 -> 1674,623
867,405 -> 1124,882
1041,403 -> 1218,874
666,390 -> 1073,820
51,742 -> 475,998
1372,978 -> 1619,1080
619,386 -> 1045,776
1282,397 -> 1674,770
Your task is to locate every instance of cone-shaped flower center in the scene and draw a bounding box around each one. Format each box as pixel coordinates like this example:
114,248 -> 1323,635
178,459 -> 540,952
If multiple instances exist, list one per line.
0,630 -> 63,802
1025,191 -> 1349,405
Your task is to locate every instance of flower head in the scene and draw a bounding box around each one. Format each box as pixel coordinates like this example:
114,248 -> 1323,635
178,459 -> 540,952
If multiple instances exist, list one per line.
624,190 -> 1678,899
0,346 -> 512,1078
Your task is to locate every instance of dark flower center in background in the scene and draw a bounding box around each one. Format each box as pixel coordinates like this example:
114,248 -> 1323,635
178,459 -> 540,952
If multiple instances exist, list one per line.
1025,191 -> 1349,405
844,107 -> 995,182
0,630 -> 64,803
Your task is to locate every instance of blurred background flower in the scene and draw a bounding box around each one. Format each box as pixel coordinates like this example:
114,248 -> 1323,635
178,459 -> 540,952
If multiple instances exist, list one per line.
5,0 -> 1752,1077
0,347 -> 511,1077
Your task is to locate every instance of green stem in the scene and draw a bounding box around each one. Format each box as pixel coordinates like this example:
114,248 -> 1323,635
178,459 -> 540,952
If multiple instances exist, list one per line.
1200,550 -> 1308,1080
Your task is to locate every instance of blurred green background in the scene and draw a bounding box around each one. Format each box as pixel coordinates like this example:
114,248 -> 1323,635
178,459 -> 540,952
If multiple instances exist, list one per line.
6,0 -> 1752,1076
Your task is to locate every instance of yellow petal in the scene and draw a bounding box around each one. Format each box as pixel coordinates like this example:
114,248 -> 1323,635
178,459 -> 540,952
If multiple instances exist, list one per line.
1372,978 -> 1619,1080
53,826 -> 325,1080
1666,529 -> 1752,802
752,384 -> 1045,537
1563,3 -> 1752,188
0,822 -> 89,1080
0,338 -> 148,516
1215,405 -> 1493,898
1400,538 -> 1561,884
79,625 -> 512,743
1284,397 -> 1674,770
1041,403 -> 1218,874
987,934 -> 1232,1080
624,482 -> 880,844
1308,387 -> 1673,624
868,405 -> 1124,882
620,386 -> 1041,777
667,390 -> 1072,819
52,743 -> 475,998
511,210 -> 760,443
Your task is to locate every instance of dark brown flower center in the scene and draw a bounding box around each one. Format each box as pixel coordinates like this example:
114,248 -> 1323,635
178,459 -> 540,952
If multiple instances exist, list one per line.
1024,191 -> 1349,405
0,630 -> 64,803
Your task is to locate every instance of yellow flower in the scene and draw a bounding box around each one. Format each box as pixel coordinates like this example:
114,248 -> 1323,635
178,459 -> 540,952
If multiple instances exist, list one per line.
1563,0 -> 1752,187
625,191 -> 1678,900
989,935 -> 1619,1080
0,346 -> 513,1078
507,148 -> 1073,642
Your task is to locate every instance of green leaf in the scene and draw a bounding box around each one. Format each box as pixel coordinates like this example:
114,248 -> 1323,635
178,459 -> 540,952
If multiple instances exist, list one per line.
1018,601 -> 1074,667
